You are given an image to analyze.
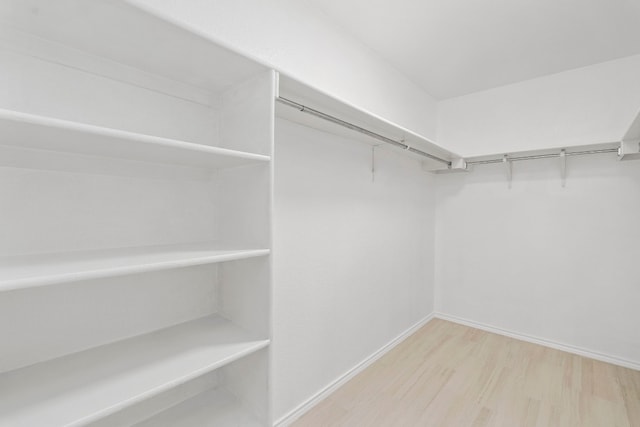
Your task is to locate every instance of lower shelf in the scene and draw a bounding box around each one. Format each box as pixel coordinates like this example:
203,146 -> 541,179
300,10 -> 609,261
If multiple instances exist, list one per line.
135,388 -> 263,427
0,315 -> 269,427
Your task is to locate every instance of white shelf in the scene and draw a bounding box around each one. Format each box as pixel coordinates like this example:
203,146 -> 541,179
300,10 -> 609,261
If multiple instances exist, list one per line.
0,316 -> 269,427
1,3 -> 274,425
0,109 -> 270,169
277,74 -> 457,167
135,388 -> 263,427
0,243 -> 270,292
0,0 -> 268,93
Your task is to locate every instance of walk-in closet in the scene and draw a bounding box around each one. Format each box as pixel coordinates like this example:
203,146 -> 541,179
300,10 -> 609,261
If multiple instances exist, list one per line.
1,0 -> 639,426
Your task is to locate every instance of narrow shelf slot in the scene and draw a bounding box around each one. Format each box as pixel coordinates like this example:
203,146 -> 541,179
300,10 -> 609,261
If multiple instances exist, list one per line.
135,388 -> 263,427
0,244 -> 270,291
0,109 -> 270,169
0,316 -> 270,427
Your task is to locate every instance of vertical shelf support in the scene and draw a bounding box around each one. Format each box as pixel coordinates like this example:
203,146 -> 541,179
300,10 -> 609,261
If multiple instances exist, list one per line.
559,149 -> 566,187
503,155 -> 512,189
371,146 -> 376,183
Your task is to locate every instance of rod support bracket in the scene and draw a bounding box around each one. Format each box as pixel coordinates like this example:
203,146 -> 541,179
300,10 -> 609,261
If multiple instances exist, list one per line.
503,155 -> 512,189
560,149 -> 566,187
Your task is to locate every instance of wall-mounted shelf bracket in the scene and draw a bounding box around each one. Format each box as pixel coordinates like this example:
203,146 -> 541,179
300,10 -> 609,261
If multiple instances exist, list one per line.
371,145 -> 376,182
451,158 -> 467,171
504,155 -> 512,189
429,157 -> 467,174
559,149 -> 566,187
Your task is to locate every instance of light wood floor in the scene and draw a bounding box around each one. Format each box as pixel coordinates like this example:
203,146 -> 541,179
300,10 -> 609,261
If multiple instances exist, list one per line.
292,319 -> 640,427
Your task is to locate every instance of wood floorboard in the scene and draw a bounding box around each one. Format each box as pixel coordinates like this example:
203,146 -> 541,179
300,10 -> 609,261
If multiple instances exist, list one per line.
292,319 -> 640,427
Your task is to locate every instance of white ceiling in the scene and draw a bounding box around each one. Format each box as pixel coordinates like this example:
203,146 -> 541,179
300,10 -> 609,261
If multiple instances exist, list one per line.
305,0 -> 640,99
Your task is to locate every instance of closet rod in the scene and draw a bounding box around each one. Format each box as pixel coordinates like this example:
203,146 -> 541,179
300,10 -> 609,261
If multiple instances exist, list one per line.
466,147 -> 619,166
277,96 -> 452,167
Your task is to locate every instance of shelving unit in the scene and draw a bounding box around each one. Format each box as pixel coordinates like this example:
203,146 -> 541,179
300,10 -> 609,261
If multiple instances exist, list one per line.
0,316 -> 268,426
0,0 -> 274,425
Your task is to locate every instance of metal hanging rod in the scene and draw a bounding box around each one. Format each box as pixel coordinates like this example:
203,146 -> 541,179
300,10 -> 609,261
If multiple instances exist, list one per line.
277,96 -> 452,167
466,147 -> 619,166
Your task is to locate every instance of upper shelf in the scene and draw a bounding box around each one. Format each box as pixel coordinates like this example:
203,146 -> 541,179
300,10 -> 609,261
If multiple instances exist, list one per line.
277,74 -> 458,168
0,315 -> 269,427
0,0 -> 268,93
0,109 -> 270,169
0,243 -> 270,292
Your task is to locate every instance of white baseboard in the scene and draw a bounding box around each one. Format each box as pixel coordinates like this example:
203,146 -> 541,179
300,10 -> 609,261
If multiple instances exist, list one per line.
435,312 -> 640,371
274,313 -> 436,427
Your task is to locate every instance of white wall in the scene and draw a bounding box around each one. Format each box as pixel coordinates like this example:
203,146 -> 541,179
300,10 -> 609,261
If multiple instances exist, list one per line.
435,154 -> 640,367
126,0 -> 438,141
437,54 -> 640,157
273,119 -> 436,422
435,52 -> 640,368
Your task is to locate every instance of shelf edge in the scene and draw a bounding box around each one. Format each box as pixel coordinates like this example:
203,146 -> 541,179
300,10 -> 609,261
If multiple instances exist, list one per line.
0,108 -> 271,164
0,248 -> 271,292
69,339 -> 271,427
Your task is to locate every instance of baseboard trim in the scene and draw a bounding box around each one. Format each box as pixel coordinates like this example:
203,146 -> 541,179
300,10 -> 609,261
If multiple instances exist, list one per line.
274,313 -> 436,426
435,312 -> 640,371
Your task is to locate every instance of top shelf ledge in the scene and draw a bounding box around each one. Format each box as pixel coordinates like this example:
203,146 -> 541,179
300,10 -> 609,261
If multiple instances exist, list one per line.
0,109 -> 270,169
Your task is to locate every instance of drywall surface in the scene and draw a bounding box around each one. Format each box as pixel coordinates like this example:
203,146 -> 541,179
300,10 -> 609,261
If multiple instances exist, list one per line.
126,0 -> 438,141
437,54 -> 640,157
435,154 -> 640,366
273,119 -> 435,421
